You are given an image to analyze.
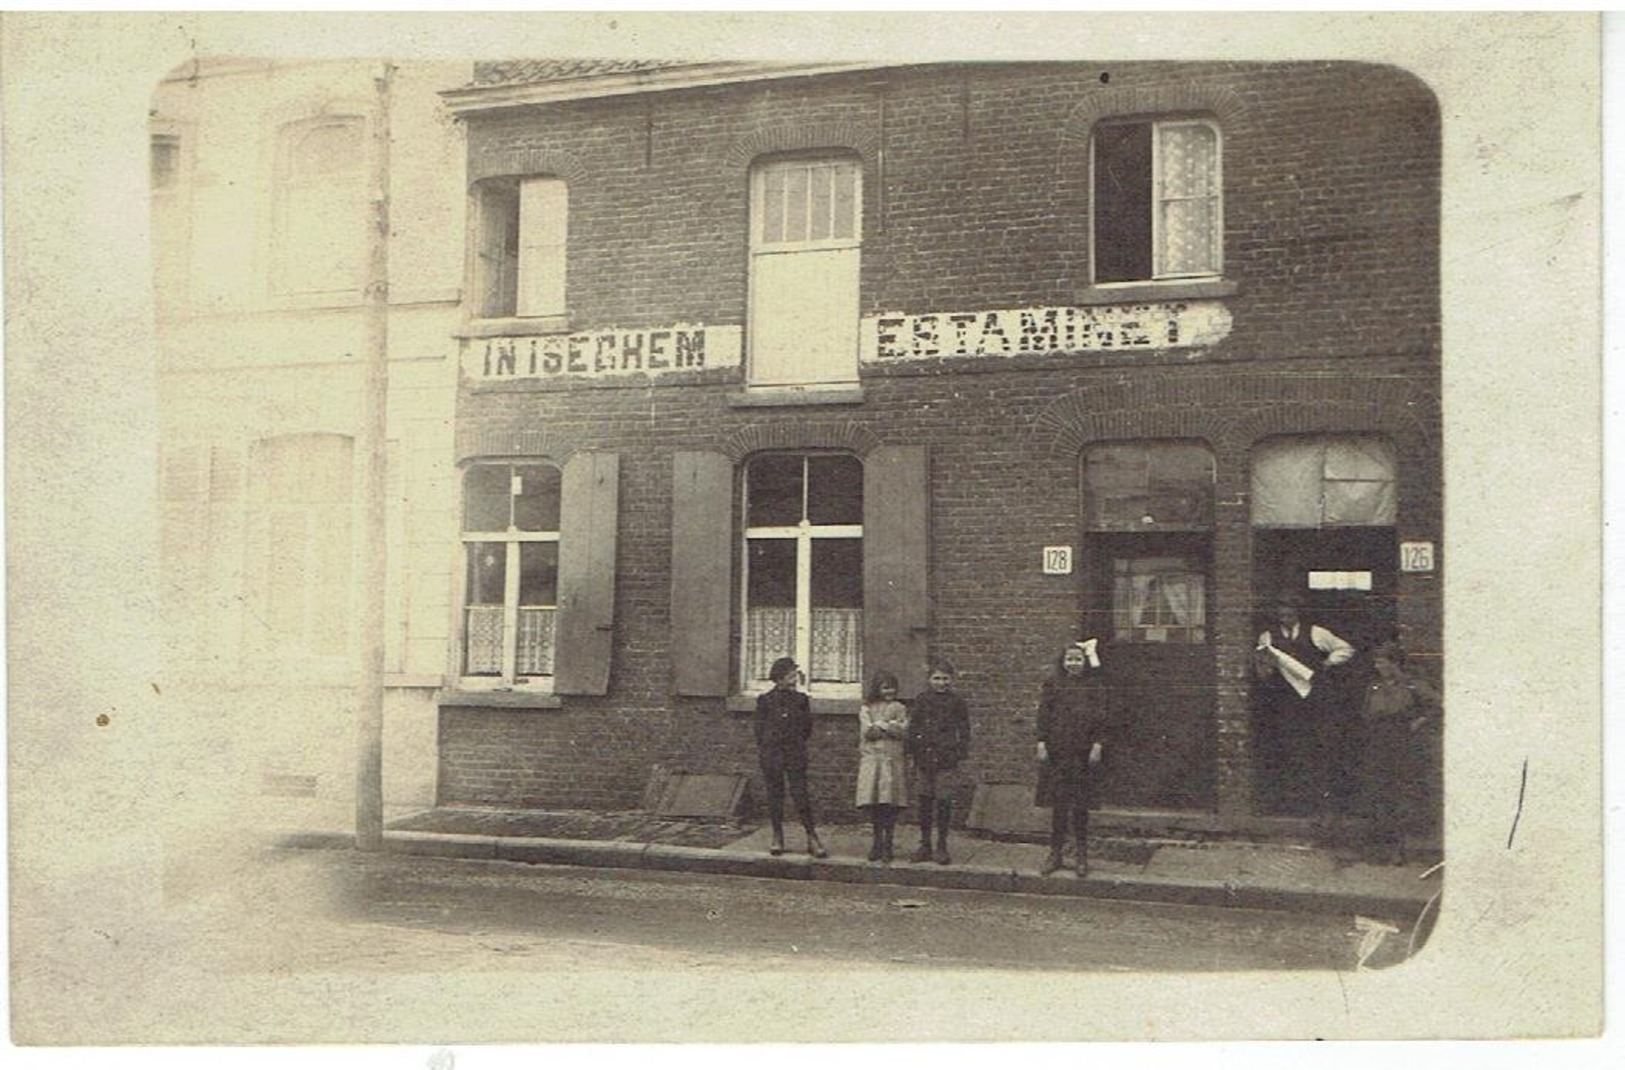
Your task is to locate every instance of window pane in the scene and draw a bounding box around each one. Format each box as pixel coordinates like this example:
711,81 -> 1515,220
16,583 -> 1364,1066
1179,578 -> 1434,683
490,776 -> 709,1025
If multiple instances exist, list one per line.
480,183 -> 521,318
1159,197 -> 1218,276
810,164 -> 834,241
512,464 -> 561,532
811,538 -> 863,608
1158,123 -> 1216,199
747,538 -> 796,607
519,541 -> 558,605
806,454 -> 863,524
783,165 -> 810,242
1093,123 -> 1153,283
832,164 -> 857,239
1112,556 -> 1206,643
747,454 -> 804,526
463,465 -> 512,531
465,542 -> 507,604
151,136 -> 179,189
1086,442 -> 1213,530
762,167 -> 787,244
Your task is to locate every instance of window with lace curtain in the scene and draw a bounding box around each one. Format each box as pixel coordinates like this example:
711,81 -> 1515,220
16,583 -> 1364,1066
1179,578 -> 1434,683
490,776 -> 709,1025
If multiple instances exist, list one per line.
742,453 -> 863,693
460,461 -> 561,686
1092,118 -> 1222,284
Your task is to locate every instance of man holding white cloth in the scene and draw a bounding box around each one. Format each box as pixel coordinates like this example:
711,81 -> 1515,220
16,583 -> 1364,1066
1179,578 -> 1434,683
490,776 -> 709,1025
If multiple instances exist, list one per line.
1253,591 -> 1356,816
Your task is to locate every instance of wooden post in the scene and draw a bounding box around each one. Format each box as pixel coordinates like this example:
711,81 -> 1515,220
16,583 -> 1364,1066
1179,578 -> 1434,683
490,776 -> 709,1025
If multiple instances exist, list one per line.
355,61 -> 393,851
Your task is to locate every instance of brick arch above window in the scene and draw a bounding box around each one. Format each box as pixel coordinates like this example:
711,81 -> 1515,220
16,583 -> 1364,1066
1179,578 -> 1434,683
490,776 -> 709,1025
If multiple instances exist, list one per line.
454,426 -> 581,466
717,420 -> 884,463
1059,84 -> 1250,145
1031,373 -> 1435,461
723,122 -> 880,170
468,147 -> 590,187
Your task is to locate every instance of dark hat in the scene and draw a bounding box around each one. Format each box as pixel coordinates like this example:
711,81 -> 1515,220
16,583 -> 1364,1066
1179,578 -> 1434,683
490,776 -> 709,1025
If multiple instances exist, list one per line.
768,656 -> 799,682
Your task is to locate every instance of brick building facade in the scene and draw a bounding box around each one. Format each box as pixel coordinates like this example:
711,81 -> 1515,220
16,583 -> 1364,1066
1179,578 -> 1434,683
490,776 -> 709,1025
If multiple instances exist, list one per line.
436,60 -> 1441,835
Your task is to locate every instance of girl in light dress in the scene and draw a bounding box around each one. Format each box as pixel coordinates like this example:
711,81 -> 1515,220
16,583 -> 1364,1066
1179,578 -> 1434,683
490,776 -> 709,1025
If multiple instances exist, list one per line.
855,669 -> 910,863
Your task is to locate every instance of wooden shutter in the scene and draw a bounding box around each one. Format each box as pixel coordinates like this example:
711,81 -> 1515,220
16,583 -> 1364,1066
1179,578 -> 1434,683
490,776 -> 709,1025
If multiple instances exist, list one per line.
669,451 -> 735,696
554,452 -> 619,694
517,177 -> 567,318
863,445 -> 930,697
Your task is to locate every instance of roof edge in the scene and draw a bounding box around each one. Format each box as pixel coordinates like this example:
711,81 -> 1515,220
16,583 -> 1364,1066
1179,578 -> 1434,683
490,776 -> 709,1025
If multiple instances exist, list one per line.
441,61 -> 897,115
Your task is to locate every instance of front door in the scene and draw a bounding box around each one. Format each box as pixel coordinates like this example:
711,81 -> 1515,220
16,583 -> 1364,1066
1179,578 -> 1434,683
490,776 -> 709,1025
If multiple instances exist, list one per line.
1085,531 -> 1216,810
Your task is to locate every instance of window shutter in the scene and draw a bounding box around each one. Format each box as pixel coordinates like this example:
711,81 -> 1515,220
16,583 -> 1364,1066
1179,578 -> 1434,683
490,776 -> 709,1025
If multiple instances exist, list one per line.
554,452 -> 619,694
670,451 -> 735,696
863,445 -> 930,698
517,177 -> 567,318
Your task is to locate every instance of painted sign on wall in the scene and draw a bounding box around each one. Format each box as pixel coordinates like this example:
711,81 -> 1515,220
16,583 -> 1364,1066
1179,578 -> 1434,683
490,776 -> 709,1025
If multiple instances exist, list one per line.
862,301 -> 1232,363
464,324 -> 743,381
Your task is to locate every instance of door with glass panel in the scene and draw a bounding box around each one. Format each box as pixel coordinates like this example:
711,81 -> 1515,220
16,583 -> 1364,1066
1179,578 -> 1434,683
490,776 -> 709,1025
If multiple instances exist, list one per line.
1082,442 -> 1217,810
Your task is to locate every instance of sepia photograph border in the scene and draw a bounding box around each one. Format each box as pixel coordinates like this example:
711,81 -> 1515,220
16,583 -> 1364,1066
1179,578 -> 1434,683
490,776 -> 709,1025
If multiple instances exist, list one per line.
1,7 -> 1608,1056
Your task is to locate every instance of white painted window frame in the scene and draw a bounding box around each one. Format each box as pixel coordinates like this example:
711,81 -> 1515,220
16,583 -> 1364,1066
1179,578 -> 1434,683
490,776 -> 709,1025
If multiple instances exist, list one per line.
1090,117 -> 1224,285
739,454 -> 863,698
457,462 -> 561,691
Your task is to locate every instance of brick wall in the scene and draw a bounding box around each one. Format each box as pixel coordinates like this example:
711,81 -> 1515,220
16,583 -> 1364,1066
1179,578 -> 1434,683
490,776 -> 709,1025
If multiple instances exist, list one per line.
440,61 -> 1441,823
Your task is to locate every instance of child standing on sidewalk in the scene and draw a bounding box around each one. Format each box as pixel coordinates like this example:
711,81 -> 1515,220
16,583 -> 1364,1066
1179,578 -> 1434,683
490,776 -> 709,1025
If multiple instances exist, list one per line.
855,669 -> 910,863
1035,639 -> 1116,877
754,656 -> 827,859
907,658 -> 972,865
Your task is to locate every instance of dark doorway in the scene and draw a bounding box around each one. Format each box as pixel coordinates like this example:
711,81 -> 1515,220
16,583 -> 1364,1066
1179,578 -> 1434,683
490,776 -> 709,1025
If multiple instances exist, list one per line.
1251,526 -> 1397,816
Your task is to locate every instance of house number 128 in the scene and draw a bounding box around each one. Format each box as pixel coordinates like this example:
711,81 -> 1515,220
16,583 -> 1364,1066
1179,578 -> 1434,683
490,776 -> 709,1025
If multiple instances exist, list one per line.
1042,546 -> 1074,575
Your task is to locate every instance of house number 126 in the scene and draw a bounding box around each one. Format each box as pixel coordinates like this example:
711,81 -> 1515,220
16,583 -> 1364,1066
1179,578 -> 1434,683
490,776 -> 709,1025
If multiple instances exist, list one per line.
1042,546 -> 1074,575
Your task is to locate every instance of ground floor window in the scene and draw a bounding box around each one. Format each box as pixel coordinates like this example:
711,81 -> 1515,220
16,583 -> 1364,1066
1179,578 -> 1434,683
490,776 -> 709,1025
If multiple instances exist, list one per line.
460,461 -> 561,685
741,452 -> 863,692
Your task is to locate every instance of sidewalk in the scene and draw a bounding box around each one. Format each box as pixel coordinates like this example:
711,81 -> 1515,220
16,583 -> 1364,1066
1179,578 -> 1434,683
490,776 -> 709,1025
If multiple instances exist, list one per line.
274,806 -> 1443,922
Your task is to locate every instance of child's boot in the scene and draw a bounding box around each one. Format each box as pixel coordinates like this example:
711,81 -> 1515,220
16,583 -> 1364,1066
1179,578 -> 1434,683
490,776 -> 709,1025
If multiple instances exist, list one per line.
910,799 -> 934,862
1040,844 -> 1065,876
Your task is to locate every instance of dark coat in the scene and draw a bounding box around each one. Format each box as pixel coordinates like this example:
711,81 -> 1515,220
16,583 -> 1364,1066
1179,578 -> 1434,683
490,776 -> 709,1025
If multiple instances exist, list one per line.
754,687 -> 812,765
906,689 -> 971,774
1035,667 -> 1117,807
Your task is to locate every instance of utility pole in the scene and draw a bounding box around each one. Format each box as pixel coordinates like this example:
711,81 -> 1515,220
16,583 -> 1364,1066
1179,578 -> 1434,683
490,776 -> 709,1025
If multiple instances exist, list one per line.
355,60 -> 393,851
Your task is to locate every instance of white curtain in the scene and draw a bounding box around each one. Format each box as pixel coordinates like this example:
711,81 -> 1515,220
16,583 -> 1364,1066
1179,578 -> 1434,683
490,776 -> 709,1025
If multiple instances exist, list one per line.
516,607 -> 555,676
810,607 -> 863,683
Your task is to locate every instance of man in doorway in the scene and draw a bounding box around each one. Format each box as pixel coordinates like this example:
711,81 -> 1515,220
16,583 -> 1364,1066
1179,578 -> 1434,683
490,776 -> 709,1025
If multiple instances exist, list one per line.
1253,591 -> 1356,818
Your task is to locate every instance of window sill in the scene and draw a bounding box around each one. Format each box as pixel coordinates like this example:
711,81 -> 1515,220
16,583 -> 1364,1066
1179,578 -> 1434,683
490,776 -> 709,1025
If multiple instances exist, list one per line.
725,694 -> 862,717
727,385 -> 865,408
438,688 -> 563,710
456,315 -> 570,339
1074,279 -> 1239,306
386,673 -> 445,689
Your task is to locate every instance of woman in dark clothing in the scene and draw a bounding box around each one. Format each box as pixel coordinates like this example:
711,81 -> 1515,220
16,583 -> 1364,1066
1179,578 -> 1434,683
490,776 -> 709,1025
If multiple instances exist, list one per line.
1035,639 -> 1116,877
754,656 -> 827,858
906,658 -> 972,865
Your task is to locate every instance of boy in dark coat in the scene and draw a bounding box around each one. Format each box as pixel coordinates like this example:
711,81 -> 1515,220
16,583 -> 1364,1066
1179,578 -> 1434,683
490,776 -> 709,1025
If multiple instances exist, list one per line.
906,658 -> 972,865
754,656 -> 826,858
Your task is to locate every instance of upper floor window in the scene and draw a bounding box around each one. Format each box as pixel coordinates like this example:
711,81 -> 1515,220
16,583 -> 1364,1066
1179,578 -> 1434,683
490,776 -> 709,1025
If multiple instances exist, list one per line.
474,176 -> 568,320
150,134 -> 180,191
742,452 -> 864,693
1092,118 -> 1221,284
272,117 -> 366,296
748,155 -> 861,388
460,462 -> 562,685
